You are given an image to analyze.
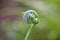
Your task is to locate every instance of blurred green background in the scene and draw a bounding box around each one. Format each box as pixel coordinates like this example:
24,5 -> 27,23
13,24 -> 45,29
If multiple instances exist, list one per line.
0,0 -> 60,40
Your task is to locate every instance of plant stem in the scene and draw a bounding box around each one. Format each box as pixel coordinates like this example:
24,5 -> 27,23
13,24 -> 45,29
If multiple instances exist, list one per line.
24,24 -> 36,40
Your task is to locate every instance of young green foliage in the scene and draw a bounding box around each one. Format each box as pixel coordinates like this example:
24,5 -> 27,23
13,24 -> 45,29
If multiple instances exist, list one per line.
23,10 -> 39,40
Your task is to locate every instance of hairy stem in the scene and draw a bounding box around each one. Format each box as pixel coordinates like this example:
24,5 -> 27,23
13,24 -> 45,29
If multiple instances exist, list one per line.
24,24 -> 36,40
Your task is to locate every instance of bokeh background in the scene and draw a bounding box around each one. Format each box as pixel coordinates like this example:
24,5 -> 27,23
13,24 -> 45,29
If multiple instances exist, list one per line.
0,0 -> 60,40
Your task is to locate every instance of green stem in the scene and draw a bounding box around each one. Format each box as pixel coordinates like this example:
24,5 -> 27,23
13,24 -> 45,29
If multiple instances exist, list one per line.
24,24 -> 36,40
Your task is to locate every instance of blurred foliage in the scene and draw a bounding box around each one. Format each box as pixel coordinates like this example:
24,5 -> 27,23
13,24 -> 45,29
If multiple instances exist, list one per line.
2,0 -> 60,40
